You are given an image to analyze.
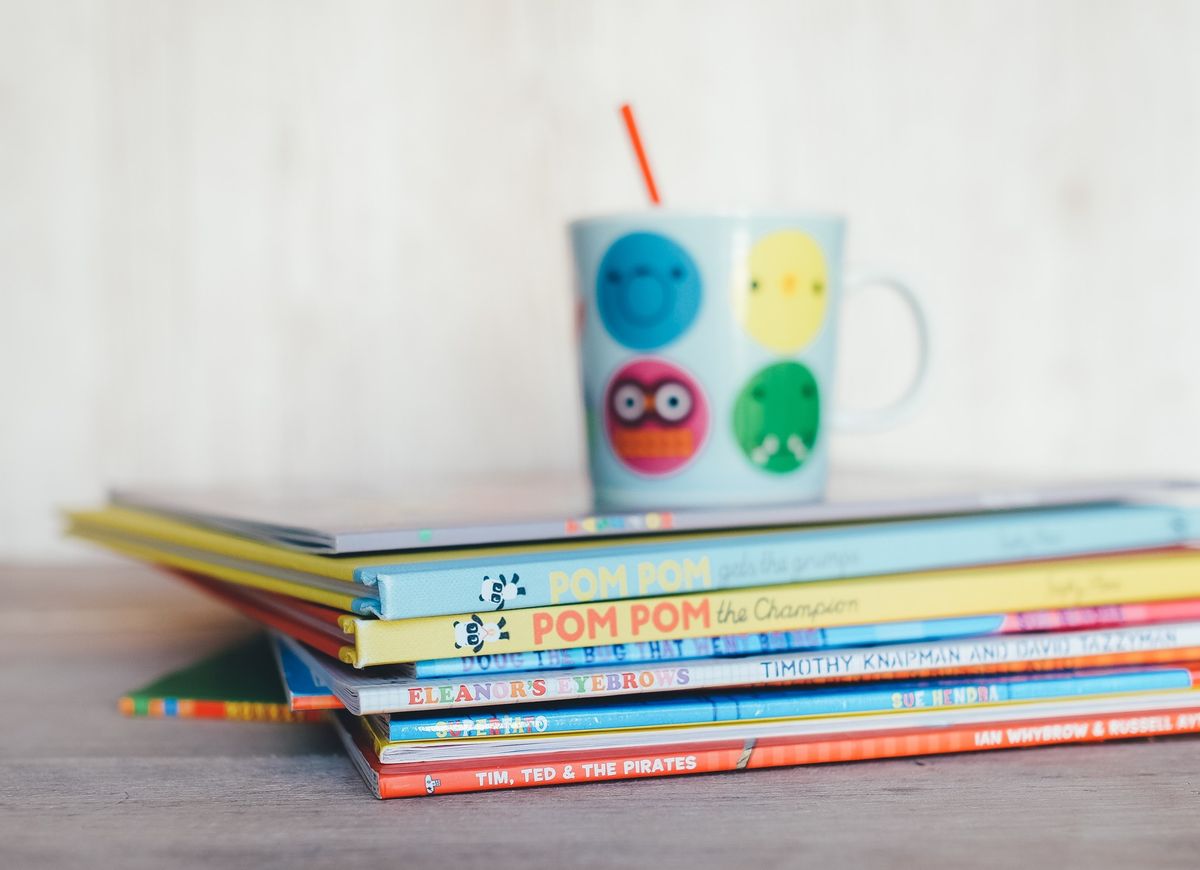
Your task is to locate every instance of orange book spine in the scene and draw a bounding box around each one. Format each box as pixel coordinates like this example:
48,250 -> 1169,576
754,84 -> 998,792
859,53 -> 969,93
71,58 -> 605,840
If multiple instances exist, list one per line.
361,704 -> 1200,798
118,696 -> 324,723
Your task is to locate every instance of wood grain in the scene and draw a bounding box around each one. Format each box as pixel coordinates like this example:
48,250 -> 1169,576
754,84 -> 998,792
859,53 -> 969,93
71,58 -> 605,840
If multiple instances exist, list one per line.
1,561 -> 1198,869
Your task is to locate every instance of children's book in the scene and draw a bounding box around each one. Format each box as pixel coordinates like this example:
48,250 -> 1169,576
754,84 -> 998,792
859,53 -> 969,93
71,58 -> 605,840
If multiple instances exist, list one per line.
408,600 -> 1200,677
273,617 -> 1200,715
333,692 -> 1200,798
365,664 -> 1200,758
118,634 -> 330,721
171,549 -> 1200,665
267,634 -> 342,711
68,500 -> 1200,619
109,471 -> 1197,553
264,595 -> 1200,687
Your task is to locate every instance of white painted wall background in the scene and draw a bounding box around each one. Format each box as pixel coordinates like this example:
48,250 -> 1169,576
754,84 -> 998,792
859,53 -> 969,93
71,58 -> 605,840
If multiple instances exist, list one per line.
3,0 -> 1200,558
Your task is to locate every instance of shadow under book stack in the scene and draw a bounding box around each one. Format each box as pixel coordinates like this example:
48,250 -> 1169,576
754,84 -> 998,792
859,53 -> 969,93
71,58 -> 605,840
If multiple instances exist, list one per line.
70,480 -> 1200,798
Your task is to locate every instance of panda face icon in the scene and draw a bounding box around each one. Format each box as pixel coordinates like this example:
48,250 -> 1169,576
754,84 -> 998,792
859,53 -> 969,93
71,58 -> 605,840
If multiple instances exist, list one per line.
452,614 -> 510,653
453,619 -> 481,650
479,573 -> 525,610
481,578 -> 504,606
425,775 -> 441,795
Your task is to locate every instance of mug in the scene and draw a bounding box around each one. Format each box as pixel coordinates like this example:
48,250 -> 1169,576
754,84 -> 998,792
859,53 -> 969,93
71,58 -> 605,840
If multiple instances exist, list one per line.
569,210 -> 930,511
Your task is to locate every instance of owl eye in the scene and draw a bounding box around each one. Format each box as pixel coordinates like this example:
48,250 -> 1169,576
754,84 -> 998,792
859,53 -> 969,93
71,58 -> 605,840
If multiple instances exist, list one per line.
612,383 -> 647,423
813,280 -> 824,294
750,279 -> 760,291
801,383 -> 815,399
606,269 -> 622,283
654,381 -> 693,423
670,265 -> 685,281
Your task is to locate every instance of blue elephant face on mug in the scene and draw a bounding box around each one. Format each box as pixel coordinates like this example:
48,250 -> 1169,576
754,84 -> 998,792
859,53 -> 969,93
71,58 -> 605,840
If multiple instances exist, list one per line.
596,232 -> 702,350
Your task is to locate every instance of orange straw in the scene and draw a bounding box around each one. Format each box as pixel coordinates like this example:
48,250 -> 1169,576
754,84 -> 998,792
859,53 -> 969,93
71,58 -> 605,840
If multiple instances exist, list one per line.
620,103 -> 661,205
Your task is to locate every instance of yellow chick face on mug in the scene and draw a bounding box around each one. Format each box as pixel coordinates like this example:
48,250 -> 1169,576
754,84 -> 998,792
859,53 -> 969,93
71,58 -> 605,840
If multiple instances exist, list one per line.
736,230 -> 828,353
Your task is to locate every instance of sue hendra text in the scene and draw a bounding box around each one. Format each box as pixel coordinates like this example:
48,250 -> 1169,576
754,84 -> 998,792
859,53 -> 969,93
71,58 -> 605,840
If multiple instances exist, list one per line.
548,557 -> 712,604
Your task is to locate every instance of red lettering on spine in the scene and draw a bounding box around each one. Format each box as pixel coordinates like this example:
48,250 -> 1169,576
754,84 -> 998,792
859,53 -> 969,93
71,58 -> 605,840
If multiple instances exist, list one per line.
652,603 -> 679,633
682,599 -> 711,629
558,610 -> 584,642
533,612 -> 554,644
631,604 -> 651,635
588,606 -> 619,639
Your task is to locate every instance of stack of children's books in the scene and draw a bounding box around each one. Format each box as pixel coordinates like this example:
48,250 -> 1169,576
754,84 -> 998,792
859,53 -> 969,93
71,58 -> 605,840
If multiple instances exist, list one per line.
71,474 -> 1200,798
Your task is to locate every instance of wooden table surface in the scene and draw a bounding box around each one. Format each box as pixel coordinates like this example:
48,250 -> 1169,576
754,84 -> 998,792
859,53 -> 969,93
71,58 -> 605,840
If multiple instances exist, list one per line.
2,561 -> 1199,869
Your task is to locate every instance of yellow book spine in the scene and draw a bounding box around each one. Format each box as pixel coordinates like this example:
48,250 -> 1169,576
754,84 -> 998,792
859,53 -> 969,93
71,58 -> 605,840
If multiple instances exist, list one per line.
67,507 -> 362,581
66,504 -> 802,580
71,528 -> 365,613
342,551 -> 1200,666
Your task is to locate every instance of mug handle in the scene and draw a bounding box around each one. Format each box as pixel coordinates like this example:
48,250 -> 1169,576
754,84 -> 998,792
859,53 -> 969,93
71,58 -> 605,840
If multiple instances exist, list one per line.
831,272 -> 931,433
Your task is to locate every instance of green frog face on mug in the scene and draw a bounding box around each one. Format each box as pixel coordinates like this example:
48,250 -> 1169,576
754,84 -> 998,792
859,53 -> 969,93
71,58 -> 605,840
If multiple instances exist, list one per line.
733,362 -> 820,474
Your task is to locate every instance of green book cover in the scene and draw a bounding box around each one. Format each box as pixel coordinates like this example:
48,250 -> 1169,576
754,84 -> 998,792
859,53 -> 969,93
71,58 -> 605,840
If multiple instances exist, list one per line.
119,634 -> 326,722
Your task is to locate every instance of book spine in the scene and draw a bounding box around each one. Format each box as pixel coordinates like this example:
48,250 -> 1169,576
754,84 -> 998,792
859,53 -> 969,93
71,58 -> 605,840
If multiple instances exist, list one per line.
367,506 -> 1193,619
385,695 -> 731,742
994,599 -> 1200,632
346,551 -> 1200,664
369,704 -> 1200,797
410,600 -> 1200,677
75,528 -> 368,613
117,695 -> 323,723
287,695 -> 343,712
172,569 -> 352,662
384,666 -> 1198,742
270,632 -> 344,711
359,621 -> 1200,712
409,618 -> 1001,678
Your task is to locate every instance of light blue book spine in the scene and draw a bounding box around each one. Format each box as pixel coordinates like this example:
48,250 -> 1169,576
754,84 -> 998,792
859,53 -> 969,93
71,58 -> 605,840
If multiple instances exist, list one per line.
356,504 -> 1198,619
410,615 -> 1007,678
385,666 -> 1196,742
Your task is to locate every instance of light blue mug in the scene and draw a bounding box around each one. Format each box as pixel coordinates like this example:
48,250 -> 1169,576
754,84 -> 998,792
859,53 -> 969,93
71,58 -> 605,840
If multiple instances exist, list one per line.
569,210 -> 930,511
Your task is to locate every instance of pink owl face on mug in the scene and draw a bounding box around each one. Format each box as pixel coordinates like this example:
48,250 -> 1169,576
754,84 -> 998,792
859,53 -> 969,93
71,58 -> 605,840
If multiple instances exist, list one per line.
603,358 -> 709,476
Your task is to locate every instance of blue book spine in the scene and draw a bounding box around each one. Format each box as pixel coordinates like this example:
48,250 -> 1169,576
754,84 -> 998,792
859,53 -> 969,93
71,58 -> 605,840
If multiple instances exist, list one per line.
385,666 -> 1196,741
410,615 -> 1007,678
358,504 -> 1198,619
272,635 -> 337,705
